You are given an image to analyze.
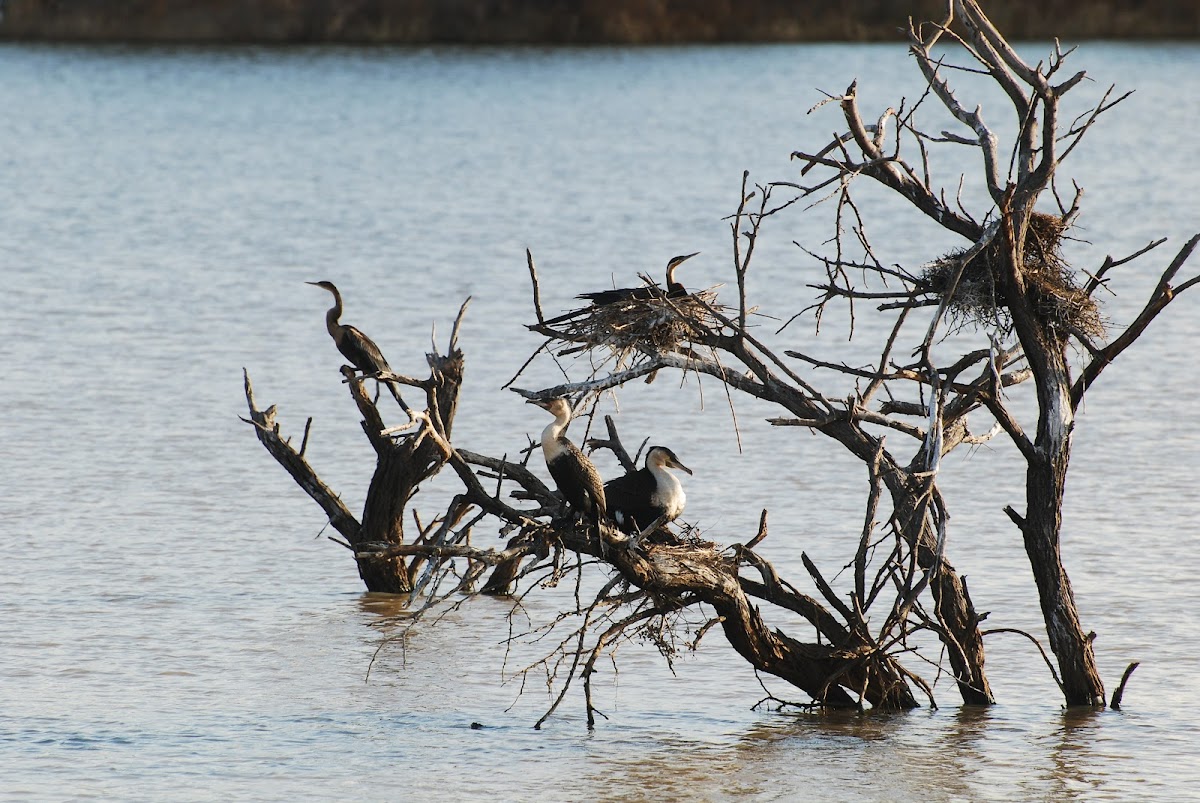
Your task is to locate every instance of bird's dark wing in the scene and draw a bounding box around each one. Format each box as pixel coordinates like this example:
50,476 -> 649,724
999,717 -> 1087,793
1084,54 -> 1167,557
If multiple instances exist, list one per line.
603,468 -> 656,533
338,325 -> 391,374
576,285 -> 664,306
548,442 -> 607,519
577,287 -> 635,305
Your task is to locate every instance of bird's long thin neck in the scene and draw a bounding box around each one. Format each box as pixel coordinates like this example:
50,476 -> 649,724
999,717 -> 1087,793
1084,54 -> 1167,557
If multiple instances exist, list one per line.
665,262 -> 679,286
324,289 -> 344,339
540,408 -> 571,454
645,454 -> 683,492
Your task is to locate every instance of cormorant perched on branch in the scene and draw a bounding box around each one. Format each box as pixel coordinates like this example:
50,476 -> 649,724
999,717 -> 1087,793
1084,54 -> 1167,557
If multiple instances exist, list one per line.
308,280 -> 408,410
576,252 -> 700,306
529,397 -> 607,526
604,446 -> 692,535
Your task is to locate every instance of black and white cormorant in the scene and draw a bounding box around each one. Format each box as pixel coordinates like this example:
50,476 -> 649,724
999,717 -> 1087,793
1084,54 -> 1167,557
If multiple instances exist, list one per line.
604,445 -> 692,535
529,397 -> 607,525
308,280 -> 407,408
576,252 -> 700,306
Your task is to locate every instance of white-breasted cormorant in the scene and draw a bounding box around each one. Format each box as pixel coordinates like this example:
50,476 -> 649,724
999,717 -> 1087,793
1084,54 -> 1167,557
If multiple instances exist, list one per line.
604,445 -> 692,535
529,397 -> 607,525
576,252 -> 700,306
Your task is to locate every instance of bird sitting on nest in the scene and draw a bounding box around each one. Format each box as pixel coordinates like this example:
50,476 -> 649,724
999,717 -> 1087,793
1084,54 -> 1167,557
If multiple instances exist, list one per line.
543,252 -> 700,326
604,446 -> 692,546
576,252 -> 700,306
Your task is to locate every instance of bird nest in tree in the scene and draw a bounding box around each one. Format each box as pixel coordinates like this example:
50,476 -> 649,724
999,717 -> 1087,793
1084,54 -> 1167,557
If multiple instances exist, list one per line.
643,521 -> 719,551
643,533 -> 723,559
546,288 -> 727,363
920,213 -> 1104,338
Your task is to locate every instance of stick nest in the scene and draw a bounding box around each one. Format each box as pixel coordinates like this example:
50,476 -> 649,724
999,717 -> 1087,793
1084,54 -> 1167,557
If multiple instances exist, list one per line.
548,288 -> 727,363
921,213 -> 1104,338
643,521 -> 720,552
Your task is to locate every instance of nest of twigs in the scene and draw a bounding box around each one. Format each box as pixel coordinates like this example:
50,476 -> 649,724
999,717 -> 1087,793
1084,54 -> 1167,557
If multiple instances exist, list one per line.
921,213 -> 1104,338
547,287 -> 727,364
642,520 -> 719,550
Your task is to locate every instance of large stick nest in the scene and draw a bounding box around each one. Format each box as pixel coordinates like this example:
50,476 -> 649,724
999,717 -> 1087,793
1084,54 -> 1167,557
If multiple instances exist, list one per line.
921,213 -> 1104,338
545,287 -> 728,366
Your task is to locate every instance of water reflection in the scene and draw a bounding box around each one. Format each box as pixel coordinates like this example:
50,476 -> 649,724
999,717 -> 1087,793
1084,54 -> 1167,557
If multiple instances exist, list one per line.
472,700 -> 1190,801
1044,708 -> 1109,800
357,591 -> 416,619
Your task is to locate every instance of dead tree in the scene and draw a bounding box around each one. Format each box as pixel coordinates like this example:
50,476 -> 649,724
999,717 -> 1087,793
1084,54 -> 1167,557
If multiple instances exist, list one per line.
773,0 -> 1198,705
245,1 -> 1197,722
243,301 -> 471,593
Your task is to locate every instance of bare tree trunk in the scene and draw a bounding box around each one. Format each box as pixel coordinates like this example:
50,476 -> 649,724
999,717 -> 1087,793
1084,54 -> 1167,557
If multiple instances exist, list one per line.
349,352 -> 464,592
999,212 -> 1105,705
1015,453 -> 1103,705
355,451 -> 419,593
244,310 -> 467,595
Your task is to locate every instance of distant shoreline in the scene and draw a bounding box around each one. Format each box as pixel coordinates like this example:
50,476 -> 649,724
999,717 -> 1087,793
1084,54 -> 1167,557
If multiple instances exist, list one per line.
2,0 -> 1198,44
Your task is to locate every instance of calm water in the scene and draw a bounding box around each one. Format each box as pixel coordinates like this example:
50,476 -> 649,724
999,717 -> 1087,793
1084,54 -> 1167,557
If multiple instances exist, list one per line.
2,40 -> 1199,801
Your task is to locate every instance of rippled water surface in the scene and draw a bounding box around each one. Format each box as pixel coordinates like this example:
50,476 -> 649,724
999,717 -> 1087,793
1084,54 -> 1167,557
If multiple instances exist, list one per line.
3,40 -> 1199,801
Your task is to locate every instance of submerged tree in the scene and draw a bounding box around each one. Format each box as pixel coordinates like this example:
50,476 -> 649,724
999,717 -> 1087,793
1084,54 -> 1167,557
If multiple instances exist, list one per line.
245,1 -> 1196,722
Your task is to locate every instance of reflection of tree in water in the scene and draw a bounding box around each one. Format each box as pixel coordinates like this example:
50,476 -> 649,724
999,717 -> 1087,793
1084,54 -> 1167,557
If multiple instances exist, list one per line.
1047,709 -> 1108,800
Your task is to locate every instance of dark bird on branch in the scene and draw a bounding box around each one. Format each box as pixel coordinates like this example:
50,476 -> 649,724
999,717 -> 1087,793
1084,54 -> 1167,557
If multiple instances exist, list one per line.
576,252 -> 700,306
604,445 -> 692,535
307,280 -> 409,411
307,280 -> 391,373
529,397 -> 607,527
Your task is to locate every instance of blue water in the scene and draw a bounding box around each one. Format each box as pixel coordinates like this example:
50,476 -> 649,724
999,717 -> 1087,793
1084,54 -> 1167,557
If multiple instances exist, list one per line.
2,40 -> 1199,800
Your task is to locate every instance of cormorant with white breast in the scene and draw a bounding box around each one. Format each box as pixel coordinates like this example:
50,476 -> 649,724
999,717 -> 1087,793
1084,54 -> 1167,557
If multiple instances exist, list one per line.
308,280 -> 408,410
529,397 -> 607,527
576,252 -> 700,306
604,446 -> 692,537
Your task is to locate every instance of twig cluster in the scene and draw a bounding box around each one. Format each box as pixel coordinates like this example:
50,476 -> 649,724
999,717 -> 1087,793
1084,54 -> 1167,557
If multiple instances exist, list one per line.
920,212 -> 1103,337
541,287 -> 727,365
